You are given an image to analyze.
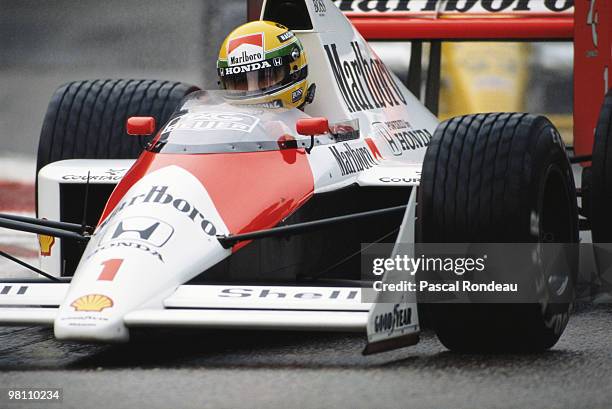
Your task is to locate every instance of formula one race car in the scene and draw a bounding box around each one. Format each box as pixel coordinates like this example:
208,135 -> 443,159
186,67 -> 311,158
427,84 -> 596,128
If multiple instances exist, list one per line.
0,0 -> 605,353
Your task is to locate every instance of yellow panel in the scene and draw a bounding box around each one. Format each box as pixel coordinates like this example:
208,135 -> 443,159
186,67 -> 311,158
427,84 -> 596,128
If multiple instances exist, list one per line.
439,42 -> 530,119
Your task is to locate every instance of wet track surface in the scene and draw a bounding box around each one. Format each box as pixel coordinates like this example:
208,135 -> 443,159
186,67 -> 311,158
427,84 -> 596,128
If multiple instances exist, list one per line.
0,303 -> 611,409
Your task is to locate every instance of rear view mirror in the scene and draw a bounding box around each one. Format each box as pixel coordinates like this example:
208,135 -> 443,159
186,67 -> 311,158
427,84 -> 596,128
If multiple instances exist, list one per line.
126,116 -> 156,136
296,117 -> 329,136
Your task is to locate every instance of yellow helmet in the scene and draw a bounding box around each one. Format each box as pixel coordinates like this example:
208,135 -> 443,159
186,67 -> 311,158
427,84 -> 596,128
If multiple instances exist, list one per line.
217,21 -> 309,109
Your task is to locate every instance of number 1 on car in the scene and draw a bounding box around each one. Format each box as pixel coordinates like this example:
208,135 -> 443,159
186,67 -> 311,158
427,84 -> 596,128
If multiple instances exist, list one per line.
98,259 -> 124,281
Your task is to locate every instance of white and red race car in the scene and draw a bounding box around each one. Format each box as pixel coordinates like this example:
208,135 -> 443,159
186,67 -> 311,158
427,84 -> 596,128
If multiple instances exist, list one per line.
0,0 -> 604,353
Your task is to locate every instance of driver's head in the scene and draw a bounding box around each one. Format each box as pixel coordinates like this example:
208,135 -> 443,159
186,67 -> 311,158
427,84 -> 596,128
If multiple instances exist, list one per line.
217,21 -> 309,109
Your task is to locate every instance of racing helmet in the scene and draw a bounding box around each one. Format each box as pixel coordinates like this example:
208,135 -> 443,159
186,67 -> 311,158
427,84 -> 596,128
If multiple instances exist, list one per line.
217,21 -> 310,109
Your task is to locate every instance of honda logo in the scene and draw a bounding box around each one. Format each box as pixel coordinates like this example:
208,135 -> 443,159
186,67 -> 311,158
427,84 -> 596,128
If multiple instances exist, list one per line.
373,122 -> 401,156
104,217 -> 174,247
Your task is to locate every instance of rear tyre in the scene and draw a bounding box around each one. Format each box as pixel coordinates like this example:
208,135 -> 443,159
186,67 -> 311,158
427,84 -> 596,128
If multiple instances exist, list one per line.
590,89 -> 612,243
419,113 -> 578,352
37,79 -> 199,174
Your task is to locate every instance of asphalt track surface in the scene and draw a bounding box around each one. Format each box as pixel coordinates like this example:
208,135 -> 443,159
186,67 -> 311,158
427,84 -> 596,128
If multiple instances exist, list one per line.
0,302 -> 611,409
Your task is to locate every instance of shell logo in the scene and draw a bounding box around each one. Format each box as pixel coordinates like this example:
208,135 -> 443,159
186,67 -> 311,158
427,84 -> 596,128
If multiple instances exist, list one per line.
38,234 -> 55,257
71,294 -> 114,312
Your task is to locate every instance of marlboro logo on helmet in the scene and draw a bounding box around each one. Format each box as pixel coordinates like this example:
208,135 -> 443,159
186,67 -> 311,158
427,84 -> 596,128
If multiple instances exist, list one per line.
227,33 -> 265,66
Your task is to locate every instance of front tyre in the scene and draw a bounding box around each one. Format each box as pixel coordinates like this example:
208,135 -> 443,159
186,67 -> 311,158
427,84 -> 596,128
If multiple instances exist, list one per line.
36,79 -> 198,211
37,79 -> 199,172
418,113 -> 579,352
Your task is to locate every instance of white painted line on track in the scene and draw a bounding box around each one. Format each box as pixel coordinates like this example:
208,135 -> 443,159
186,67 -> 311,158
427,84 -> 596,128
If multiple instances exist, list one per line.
0,154 -> 36,184
0,156 -> 39,279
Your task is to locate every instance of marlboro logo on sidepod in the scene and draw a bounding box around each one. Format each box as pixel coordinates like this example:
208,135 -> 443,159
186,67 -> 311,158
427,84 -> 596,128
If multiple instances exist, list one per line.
227,33 -> 265,66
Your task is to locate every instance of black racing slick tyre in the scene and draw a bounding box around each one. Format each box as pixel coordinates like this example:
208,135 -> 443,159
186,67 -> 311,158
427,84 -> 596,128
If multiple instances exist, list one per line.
35,79 -> 198,221
590,89 -> 612,243
419,113 -> 579,352
36,79 -> 199,173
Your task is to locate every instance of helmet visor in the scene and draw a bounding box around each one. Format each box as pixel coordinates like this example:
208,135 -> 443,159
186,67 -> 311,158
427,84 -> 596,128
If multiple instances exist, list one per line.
221,64 -> 290,93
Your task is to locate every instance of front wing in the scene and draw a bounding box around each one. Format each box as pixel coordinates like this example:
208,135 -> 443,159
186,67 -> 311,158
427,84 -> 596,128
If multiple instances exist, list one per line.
0,283 -> 370,331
